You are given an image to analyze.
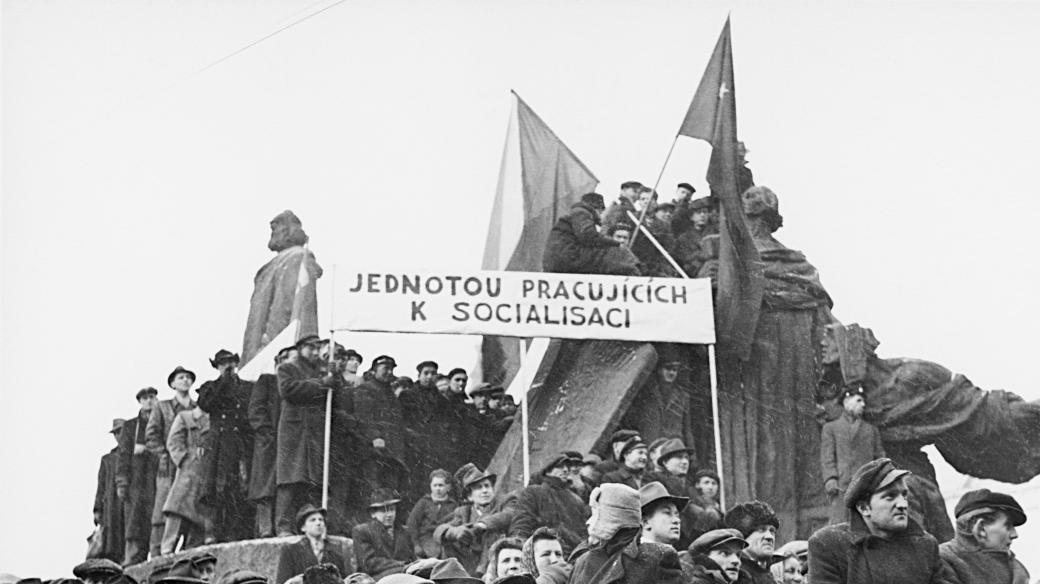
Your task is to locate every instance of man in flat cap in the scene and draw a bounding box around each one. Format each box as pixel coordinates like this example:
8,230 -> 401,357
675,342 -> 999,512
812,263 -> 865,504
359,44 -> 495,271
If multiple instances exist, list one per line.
679,529 -> 748,584
352,489 -> 414,579
117,387 -> 158,564
146,366 -> 197,557
542,192 -> 640,276
166,553 -> 217,583
91,419 -> 126,562
73,559 -> 124,584
509,452 -> 589,552
354,355 -> 408,516
939,489 -> 1029,584
820,385 -> 885,524
197,349 -> 254,542
601,436 -> 649,489
639,482 -> 688,548
248,346 -> 293,537
399,360 -> 451,506
674,196 -> 717,277
276,505 -> 347,584
593,430 -> 641,479
669,182 -> 697,236
724,501 -> 779,584
808,457 -> 952,584
601,181 -> 644,231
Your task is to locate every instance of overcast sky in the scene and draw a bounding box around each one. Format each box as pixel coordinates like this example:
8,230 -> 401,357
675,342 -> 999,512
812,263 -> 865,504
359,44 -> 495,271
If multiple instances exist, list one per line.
3,0 -> 1040,576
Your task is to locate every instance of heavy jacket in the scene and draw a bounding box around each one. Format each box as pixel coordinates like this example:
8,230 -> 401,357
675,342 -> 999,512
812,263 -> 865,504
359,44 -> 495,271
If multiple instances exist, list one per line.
938,535 -> 1030,584
600,466 -> 645,490
248,373 -> 281,501
601,197 -> 636,231
162,409 -> 213,527
543,202 -> 638,276
399,385 -> 451,503
683,492 -> 724,544
738,552 -> 774,584
510,475 -> 589,551
679,552 -> 731,584
620,380 -> 690,446
351,519 -> 413,579
93,447 -> 125,561
197,373 -> 254,503
116,412 -> 157,542
435,496 -> 517,576
820,414 -> 885,490
808,514 -> 953,584
354,376 -> 405,458
568,532 -> 683,584
405,495 -> 457,558
146,397 -> 195,525
276,356 -> 340,486
275,536 -> 347,584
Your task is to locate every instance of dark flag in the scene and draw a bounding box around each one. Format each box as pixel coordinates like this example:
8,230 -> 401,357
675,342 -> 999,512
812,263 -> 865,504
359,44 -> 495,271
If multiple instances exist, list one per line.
678,18 -> 764,361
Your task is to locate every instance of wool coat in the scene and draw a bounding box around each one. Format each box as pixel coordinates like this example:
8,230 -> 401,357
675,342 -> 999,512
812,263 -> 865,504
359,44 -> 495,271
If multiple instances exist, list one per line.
353,376 -> 405,458
197,373 -> 254,503
276,356 -> 340,486
404,495 -> 457,558
738,552 -> 774,584
543,202 -> 639,276
351,519 -> 414,579
162,409 -> 213,527
398,385 -> 452,503
275,537 -> 348,584
146,397 -> 195,525
568,534 -> 683,584
820,414 -> 885,490
938,535 -> 1030,584
248,373 -> 281,501
93,447 -> 125,562
510,475 -> 589,552
807,514 -> 954,584
435,496 -> 517,576
678,553 -> 731,584
116,412 -> 157,542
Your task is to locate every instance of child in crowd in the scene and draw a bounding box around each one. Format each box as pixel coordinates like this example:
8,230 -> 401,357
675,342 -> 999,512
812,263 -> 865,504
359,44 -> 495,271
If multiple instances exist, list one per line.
406,469 -> 458,558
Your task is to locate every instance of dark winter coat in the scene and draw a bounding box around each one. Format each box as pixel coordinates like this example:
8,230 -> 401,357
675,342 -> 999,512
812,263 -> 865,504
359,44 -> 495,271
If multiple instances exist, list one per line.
620,379 -> 690,445
405,495 -> 457,558
808,514 -> 954,584
248,373 -> 281,501
146,397 -> 195,525
738,552 -> 774,584
354,376 -> 405,460
600,466 -> 645,490
93,447 -> 125,561
276,356 -> 339,486
197,373 -> 254,503
162,410 -> 212,527
116,412 -> 157,542
679,553 -> 730,584
275,536 -> 347,584
435,496 -> 517,576
683,492 -> 724,544
601,197 -> 636,231
351,519 -> 414,579
938,535 -> 1030,584
399,385 -> 451,503
568,533 -> 683,584
510,475 -> 589,552
543,202 -> 638,276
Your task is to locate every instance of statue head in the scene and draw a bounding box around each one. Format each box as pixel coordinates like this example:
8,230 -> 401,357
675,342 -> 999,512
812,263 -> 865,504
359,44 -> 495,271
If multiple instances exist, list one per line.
268,210 -> 309,252
742,185 -> 783,233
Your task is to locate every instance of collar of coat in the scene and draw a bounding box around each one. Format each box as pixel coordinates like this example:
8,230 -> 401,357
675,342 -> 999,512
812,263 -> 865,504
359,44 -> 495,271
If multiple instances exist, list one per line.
848,512 -> 927,545
947,533 -> 1018,561
684,553 -> 731,583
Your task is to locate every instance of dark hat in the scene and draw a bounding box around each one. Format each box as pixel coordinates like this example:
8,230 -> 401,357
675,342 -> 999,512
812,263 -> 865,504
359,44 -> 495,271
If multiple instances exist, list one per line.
295,334 -> 321,349
72,559 -> 123,580
136,387 -> 158,400
428,558 -> 481,584
368,487 -> 402,509
490,576 -> 535,584
953,489 -> 1027,526
693,468 -> 720,483
610,429 -> 640,445
689,196 -> 715,211
372,355 -> 397,368
540,451 -> 584,475
843,457 -> 912,510
688,528 -> 747,554
639,481 -> 689,513
677,183 -> 696,193
391,376 -> 414,388
295,504 -> 327,531
656,343 -> 681,365
841,385 -> 866,401
620,181 -> 645,191
209,349 -> 240,368
618,436 -> 647,459
216,571 -> 267,584
581,192 -> 606,210
656,439 -> 694,464
167,366 -> 196,387
724,501 -> 780,537
455,463 -> 496,491
468,383 -> 501,397
110,418 -> 127,434
302,564 -> 341,584
344,349 -> 363,362
583,452 -> 602,465
654,201 -> 676,213
416,360 -> 439,372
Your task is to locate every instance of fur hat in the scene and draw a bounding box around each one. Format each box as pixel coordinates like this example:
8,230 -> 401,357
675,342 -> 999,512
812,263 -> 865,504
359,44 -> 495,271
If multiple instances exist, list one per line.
581,192 -> 606,210
724,501 -> 780,538
588,483 -> 641,542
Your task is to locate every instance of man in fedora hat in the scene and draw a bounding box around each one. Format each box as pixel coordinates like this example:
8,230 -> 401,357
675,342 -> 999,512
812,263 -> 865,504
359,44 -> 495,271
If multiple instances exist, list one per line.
249,346 -> 294,537
117,387 -> 158,565
428,558 -> 481,584
808,457 -> 950,583
509,452 -> 589,552
435,464 -> 517,577
679,529 -> 747,584
197,348 -> 254,542
146,366 -> 197,557
352,489 -> 414,579
91,419 -> 126,562
601,436 -> 650,489
543,192 -> 640,276
939,488 -> 1029,584
820,384 -> 885,525
276,505 -> 347,584
639,482 -> 688,548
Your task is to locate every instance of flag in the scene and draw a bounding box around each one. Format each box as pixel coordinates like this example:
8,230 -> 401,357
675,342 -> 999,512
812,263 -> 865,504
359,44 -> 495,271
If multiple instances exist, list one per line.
239,245 -> 312,379
480,91 -> 599,386
677,19 -> 764,361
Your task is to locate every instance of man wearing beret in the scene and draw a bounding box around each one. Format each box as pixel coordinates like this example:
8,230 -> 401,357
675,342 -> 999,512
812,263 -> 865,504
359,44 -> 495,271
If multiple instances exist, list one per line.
542,192 -> 640,276
724,501 -> 779,584
679,528 -> 748,584
600,436 -> 649,489
808,457 -> 953,584
820,385 -> 885,524
117,387 -> 158,564
146,366 -> 197,557
939,489 -> 1030,584
509,452 -> 590,552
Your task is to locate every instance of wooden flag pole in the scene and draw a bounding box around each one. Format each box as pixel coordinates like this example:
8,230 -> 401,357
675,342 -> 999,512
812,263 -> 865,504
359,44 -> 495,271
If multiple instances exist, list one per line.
322,265 -> 337,509
519,340 -> 532,486
626,211 -> 689,278
628,135 -> 679,248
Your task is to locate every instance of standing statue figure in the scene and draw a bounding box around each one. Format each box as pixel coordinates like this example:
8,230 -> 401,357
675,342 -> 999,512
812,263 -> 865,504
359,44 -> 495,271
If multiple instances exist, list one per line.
242,211 -> 323,364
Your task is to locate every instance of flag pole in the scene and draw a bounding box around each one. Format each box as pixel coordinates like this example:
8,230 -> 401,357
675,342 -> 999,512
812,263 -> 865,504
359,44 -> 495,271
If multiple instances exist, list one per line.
627,135 -> 679,248
626,211 -> 688,277
322,264 -> 337,509
519,339 -> 532,486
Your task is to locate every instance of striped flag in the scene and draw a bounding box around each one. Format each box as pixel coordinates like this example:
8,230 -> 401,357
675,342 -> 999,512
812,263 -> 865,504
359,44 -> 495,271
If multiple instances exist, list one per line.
239,245 -> 312,379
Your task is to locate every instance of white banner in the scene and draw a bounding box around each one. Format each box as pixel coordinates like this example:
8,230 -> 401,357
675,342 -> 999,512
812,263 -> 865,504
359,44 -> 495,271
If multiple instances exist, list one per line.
331,269 -> 715,344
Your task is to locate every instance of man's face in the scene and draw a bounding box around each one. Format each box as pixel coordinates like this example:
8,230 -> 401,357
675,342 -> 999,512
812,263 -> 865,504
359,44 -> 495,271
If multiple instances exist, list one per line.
659,363 -> 679,384
778,557 -> 805,584
468,479 -> 495,506
611,229 -> 632,244
580,464 -> 601,483
299,342 -> 319,361
472,393 -> 489,409
374,363 -> 395,382
976,511 -> 1018,552
635,191 -> 653,211
488,394 -> 503,410
430,476 -> 450,500
417,366 -> 437,386
844,394 -> 866,417
654,208 -> 673,223
193,562 -> 216,583
744,525 -> 776,560
623,447 -> 648,471
621,187 -> 639,202
707,544 -> 742,582
371,504 -> 397,528
692,210 -> 709,228
450,373 -> 468,394
859,478 -> 910,535
532,539 -> 564,574
345,356 -> 361,373
643,502 -> 681,545
663,453 -> 690,476
138,395 -> 158,412
496,547 -> 524,577
696,477 -> 719,499
170,373 -> 194,392
302,513 -> 326,538
677,186 -> 694,200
